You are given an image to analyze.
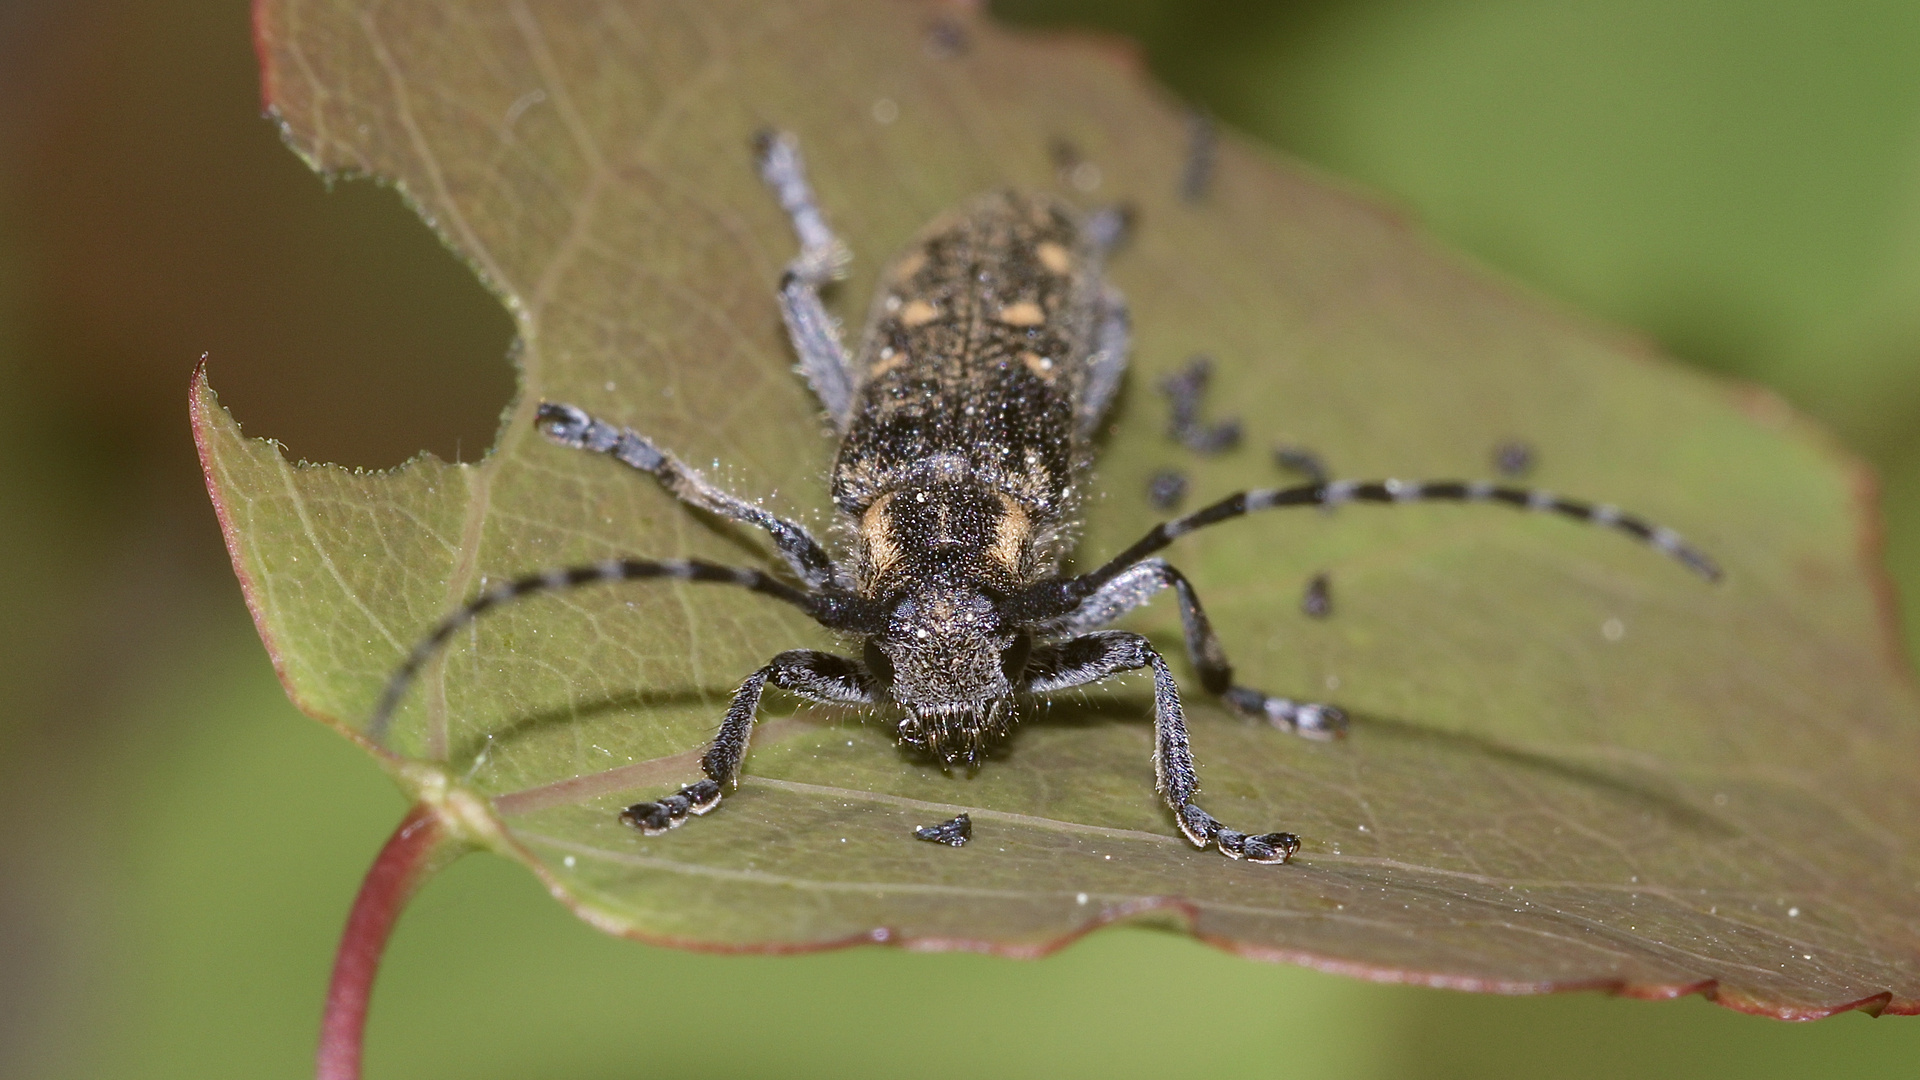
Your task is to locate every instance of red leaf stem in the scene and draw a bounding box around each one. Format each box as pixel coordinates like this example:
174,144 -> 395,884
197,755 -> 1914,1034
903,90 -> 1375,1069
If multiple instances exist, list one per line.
316,804 -> 461,1080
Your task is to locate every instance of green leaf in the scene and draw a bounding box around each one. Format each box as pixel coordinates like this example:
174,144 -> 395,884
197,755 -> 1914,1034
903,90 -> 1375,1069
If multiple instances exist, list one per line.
201,0 -> 1920,1016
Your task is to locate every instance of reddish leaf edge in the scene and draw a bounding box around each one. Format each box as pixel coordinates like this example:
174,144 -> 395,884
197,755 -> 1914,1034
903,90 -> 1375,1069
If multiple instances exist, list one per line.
249,0 -> 276,116
193,361 -> 292,696
513,858 -> 1918,1022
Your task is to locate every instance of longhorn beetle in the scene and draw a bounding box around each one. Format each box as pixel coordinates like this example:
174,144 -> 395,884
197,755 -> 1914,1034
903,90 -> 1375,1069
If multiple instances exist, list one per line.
369,132 -> 1719,864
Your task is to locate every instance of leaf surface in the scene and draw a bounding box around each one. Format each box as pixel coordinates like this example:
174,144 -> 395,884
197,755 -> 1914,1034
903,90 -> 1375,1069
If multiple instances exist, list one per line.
201,0 -> 1920,1016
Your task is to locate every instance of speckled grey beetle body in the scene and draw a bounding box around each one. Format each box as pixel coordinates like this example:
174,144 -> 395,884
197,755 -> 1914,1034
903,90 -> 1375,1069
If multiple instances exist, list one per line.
369,132 -> 1719,865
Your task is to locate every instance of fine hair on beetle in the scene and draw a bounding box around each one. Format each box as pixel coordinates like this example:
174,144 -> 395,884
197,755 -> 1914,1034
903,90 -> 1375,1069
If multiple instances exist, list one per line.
368,131 -> 1720,865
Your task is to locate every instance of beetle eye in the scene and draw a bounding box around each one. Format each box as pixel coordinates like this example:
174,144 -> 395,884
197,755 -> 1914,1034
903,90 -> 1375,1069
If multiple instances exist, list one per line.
863,639 -> 895,685
1000,632 -> 1032,682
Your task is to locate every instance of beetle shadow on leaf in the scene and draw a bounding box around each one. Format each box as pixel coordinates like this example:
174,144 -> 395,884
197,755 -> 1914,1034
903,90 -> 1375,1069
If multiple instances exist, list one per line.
1347,711 -> 1741,840
448,689 -> 888,785
446,686 -> 736,769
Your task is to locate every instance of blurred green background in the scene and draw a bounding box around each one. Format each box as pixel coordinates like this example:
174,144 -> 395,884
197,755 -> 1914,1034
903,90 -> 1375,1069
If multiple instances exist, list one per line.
4,1 -> 1920,1076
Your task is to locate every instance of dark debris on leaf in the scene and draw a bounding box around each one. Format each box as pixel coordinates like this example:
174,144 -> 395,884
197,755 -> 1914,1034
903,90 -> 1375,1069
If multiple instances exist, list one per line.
1159,354 -> 1241,454
914,813 -> 972,847
1147,469 -> 1188,510
1493,440 -> 1535,477
925,16 -> 968,59
1301,571 -> 1332,618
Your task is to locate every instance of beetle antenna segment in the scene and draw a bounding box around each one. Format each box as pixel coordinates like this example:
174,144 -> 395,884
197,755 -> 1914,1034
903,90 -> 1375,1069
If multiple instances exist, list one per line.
365,558 -> 818,744
1071,479 -> 1720,608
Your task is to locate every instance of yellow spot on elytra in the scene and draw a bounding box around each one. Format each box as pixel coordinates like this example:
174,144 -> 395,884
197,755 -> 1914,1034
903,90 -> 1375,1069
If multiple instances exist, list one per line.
868,352 -> 906,377
998,301 -> 1045,326
1020,352 -> 1056,381
860,494 -> 901,581
1035,242 -> 1071,274
898,299 -> 939,327
989,494 -> 1032,571
891,250 -> 927,281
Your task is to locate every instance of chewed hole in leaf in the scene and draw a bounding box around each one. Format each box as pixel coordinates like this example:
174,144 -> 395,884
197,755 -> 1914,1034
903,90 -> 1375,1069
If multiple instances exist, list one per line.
212,176 -> 516,468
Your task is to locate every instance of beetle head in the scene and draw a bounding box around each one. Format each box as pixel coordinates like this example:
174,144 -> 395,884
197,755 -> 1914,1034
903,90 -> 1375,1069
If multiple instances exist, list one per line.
871,585 -> 1031,768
